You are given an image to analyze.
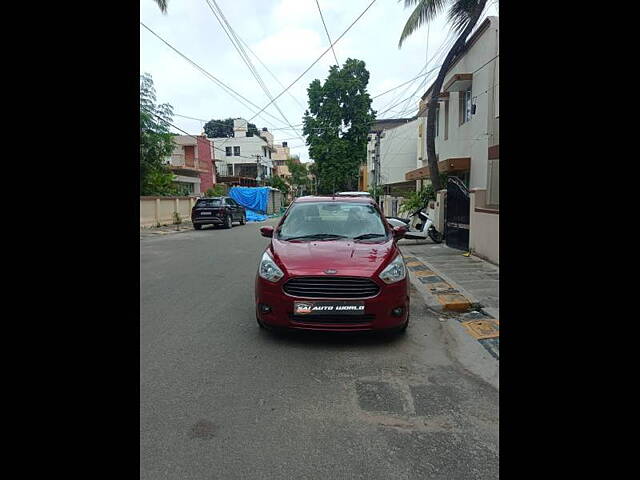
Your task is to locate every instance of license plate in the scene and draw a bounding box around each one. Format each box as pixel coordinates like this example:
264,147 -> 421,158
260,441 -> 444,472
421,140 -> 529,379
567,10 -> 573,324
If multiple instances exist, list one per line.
294,301 -> 365,315
200,212 -> 212,215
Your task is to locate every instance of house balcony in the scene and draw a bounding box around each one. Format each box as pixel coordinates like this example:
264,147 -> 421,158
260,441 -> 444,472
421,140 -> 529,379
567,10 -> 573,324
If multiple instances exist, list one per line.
405,157 -> 471,181
165,154 -> 208,175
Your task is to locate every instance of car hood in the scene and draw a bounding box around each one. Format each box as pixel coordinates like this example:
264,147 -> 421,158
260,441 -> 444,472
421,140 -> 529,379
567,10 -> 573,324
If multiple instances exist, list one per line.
270,238 -> 396,277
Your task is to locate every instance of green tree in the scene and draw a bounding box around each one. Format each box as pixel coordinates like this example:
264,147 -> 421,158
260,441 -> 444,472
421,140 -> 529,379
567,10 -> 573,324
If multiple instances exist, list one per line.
266,175 -> 290,196
205,185 -> 226,197
203,118 -> 260,138
285,157 -> 310,196
398,0 -> 488,192
303,58 -> 375,194
140,73 -> 178,196
153,0 -> 168,13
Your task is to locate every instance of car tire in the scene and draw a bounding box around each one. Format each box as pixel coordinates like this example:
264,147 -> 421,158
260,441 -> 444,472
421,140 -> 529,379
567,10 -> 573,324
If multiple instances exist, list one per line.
256,315 -> 266,329
224,215 -> 233,229
240,213 -> 246,225
397,320 -> 409,334
194,224 -> 202,230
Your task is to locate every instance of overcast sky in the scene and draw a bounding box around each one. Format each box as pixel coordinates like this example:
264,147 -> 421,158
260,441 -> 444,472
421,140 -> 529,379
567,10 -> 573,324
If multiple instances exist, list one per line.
140,0 -> 498,163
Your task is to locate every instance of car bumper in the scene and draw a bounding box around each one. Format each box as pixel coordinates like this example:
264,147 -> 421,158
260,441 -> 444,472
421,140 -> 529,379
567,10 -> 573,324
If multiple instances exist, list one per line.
255,275 -> 409,332
192,216 -> 224,225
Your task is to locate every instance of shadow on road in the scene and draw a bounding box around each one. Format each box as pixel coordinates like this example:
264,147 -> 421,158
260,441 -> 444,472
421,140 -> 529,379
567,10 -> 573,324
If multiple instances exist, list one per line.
256,328 -> 409,350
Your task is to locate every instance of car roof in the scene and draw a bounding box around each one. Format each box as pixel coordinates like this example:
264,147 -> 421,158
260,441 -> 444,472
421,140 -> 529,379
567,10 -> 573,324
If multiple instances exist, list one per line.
336,191 -> 371,195
294,195 -> 376,204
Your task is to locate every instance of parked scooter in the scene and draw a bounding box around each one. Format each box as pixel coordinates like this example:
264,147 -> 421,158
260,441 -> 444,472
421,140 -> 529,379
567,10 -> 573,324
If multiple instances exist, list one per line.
387,205 -> 444,243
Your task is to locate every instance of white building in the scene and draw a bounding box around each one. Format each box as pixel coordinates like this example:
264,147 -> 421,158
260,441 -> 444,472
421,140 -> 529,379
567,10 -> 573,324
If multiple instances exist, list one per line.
377,119 -> 420,186
364,119 -> 415,190
211,118 -> 276,180
406,16 -> 499,263
362,118 -> 417,216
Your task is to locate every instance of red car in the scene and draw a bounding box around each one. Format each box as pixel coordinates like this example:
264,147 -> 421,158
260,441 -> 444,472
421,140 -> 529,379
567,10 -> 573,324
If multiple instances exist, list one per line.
255,196 -> 409,333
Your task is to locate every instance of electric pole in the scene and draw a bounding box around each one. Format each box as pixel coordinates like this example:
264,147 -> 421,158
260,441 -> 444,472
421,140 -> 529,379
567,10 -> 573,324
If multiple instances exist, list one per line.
255,154 -> 262,182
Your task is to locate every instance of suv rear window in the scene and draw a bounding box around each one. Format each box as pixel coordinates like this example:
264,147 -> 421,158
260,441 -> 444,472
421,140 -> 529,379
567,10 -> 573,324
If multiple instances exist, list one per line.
195,199 -> 222,207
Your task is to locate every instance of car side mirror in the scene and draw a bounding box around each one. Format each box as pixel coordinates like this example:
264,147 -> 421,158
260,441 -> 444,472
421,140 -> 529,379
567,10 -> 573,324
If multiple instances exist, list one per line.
393,225 -> 407,240
260,226 -> 274,238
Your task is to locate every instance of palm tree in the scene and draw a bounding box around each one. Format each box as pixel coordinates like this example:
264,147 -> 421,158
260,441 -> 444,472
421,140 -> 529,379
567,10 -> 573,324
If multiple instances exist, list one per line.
154,0 -> 168,14
398,0 -> 488,192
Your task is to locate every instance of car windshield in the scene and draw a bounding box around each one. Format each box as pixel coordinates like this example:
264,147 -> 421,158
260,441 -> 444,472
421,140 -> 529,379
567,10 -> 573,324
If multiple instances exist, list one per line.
196,199 -> 222,207
277,202 -> 387,241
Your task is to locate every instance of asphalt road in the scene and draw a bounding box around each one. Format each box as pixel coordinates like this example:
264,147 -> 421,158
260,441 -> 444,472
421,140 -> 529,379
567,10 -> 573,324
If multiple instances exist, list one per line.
140,219 -> 499,480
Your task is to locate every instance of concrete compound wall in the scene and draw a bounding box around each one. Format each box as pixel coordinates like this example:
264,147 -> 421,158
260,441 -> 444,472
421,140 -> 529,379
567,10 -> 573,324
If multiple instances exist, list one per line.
469,189 -> 499,264
140,196 -> 198,228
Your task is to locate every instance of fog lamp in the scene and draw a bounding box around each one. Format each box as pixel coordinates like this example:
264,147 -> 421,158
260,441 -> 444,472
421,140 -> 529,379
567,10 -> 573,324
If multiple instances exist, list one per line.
391,307 -> 404,317
259,304 -> 272,313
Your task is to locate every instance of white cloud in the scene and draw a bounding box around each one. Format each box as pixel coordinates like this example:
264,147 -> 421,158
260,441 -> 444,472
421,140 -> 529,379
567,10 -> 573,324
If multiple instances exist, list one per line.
253,28 -> 325,66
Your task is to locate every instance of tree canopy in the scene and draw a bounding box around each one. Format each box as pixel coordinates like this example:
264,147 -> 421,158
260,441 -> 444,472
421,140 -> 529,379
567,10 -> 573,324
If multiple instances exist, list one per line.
203,118 -> 260,138
285,157 -> 310,195
140,73 -> 178,196
302,58 -> 375,194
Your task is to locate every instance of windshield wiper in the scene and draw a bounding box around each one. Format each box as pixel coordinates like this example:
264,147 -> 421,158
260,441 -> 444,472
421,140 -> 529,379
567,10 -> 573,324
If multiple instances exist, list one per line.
281,233 -> 348,241
352,233 -> 387,240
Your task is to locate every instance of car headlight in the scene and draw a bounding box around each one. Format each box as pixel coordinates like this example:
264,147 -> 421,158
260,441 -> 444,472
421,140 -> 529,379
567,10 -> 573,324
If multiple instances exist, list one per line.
378,254 -> 406,284
258,250 -> 284,283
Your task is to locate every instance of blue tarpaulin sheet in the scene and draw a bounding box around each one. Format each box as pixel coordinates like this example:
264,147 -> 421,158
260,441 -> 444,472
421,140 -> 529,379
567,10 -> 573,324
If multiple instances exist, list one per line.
229,186 -> 270,222
245,209 -> 267,222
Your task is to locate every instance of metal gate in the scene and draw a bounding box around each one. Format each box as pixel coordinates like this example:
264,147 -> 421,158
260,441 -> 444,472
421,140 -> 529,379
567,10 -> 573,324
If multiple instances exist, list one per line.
445,176 -> 470,250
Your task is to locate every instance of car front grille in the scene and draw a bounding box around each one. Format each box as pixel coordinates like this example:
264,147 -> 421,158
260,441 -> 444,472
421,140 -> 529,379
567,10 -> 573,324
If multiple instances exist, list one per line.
283,276 -> 380,299
290,314 -> 375,324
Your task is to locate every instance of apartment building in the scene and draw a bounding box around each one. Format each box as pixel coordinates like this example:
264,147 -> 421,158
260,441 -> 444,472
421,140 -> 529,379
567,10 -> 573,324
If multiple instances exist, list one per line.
211,118 -> 275,180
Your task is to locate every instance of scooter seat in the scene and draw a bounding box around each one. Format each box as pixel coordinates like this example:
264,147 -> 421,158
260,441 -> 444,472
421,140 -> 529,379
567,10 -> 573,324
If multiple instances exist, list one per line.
388,216 -> 411,224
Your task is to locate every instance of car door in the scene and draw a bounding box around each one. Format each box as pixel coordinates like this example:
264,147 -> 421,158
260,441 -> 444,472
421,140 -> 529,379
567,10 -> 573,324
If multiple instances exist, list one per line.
230,198 -> 243,219
226,198 -> 239,220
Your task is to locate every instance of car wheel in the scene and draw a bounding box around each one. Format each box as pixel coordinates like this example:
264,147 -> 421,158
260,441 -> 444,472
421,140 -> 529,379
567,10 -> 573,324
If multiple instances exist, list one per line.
240,213 -> 246,225
224,215 -> 233,229
397,320 -> 409,334
194,224 -> 202,230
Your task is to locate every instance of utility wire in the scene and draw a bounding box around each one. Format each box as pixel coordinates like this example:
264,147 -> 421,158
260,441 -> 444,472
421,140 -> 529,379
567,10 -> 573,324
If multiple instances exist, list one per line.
236,36 -> 307,112
248,0 -> 377,123
142,106 -> 261,161
315,0 -> 339,66
203,0 -> 305,144
174,114 -> 305,132
140,22 -> 301,134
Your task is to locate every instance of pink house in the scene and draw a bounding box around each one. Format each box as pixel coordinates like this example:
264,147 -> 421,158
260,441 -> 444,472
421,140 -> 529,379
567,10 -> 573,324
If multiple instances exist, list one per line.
168,135 -> 217,194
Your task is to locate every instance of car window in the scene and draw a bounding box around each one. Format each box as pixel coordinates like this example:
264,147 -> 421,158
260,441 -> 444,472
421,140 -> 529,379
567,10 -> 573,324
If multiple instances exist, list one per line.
196,199 -> 222,207
226,198 -> 237,206
277,202 -> 387,240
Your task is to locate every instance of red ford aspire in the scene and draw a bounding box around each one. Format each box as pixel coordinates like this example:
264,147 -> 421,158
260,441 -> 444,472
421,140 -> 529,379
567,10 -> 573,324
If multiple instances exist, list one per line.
254,196 -> 409,333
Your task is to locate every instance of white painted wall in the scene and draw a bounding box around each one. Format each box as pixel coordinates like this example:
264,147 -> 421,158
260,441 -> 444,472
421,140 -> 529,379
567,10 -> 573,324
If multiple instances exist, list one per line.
378,118 -> 419,185
470,190 -> 499,264
421,16 -> 499,191
209,135 -> 274,177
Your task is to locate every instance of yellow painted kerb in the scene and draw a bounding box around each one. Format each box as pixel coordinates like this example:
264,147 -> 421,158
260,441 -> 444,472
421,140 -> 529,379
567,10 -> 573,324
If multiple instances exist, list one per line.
437,294 -> 471,312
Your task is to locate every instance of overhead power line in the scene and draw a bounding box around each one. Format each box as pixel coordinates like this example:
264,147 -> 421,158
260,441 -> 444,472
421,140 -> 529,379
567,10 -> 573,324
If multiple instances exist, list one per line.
248,0 -> 377,123
203,0 -> 305,144
315,0 -> 339,66
235,37 -> 307,112
143,106 -> 263,161
140,22 -> 301,134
